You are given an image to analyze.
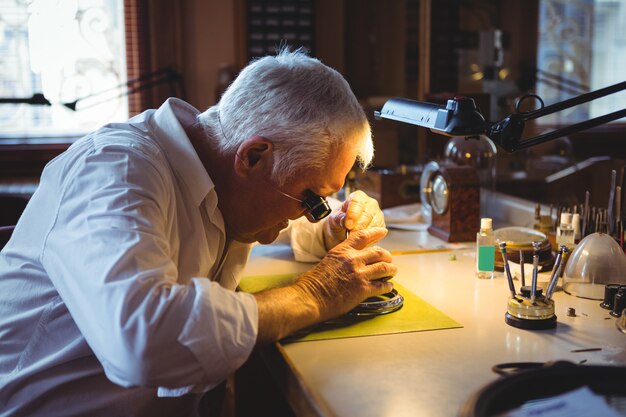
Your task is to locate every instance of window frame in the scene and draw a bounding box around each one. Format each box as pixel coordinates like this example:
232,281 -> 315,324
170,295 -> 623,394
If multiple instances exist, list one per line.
0,0 -> 153,176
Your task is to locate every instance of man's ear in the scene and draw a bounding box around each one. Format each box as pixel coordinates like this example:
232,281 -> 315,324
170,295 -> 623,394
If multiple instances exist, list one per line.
234,136 -> 274,177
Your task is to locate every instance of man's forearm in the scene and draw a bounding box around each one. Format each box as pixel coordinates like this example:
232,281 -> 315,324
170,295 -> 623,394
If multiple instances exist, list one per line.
253,283 -> 320,344
252,228 -> 396,344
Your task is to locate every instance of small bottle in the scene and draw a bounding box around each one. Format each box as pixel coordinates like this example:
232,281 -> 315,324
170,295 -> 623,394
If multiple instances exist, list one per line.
556,212 -> 575,248
476,218 -> 495,279
572,212 -> 581,242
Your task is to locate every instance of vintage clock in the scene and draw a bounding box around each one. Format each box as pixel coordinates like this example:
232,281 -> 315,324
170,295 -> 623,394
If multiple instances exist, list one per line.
420,161 -> 480,242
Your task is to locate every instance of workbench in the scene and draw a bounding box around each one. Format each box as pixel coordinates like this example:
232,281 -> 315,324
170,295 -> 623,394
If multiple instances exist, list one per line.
241,227 -> 626,417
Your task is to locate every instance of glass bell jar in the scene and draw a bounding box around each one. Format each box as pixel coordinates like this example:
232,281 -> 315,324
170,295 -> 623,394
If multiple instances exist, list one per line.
444,135 -> 497,190
562,232 -> 626,300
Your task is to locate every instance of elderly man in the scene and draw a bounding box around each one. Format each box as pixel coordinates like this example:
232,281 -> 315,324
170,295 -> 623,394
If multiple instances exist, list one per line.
0,49 -> 396,416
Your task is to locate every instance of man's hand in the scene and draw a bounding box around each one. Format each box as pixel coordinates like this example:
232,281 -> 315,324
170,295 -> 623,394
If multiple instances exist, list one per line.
253,227 -> 397,343
323,190 -> 385,250
294,227 -> 396,323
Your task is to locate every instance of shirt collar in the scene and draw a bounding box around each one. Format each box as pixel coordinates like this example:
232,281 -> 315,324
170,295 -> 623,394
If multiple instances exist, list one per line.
148,98 -> 213,207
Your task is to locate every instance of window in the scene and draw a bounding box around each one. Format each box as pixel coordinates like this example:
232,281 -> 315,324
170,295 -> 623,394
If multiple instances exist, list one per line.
0,0 -> 127,139
536,0 -> 626,125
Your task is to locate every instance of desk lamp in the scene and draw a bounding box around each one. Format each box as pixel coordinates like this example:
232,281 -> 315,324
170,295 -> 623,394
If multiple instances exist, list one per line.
374,80 -> 626,153
375,81 -> 626,329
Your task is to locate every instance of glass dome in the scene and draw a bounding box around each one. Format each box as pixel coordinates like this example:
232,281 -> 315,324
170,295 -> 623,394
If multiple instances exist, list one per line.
562,232 -> 626,300
444,135 -> 497,190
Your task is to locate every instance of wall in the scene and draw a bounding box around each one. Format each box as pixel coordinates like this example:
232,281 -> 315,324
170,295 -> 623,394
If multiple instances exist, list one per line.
143,0 -> 242,111
179,1 -> 241,111
167,0 -> 406,168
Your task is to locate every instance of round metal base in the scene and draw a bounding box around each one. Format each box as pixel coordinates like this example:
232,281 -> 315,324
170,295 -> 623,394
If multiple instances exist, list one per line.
505,312 -> 557,330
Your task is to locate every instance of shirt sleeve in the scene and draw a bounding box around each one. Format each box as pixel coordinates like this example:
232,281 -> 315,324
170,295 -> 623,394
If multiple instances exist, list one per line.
40,137 -> 257,392
287,217 -> 327,262
282,197 -> 343,262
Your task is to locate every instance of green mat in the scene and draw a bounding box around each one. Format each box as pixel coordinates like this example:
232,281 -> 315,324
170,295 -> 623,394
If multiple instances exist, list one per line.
239,273 -> 462,343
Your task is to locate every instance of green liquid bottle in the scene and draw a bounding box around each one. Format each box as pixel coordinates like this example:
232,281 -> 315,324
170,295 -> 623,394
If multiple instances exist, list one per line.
476,218 -> 495,279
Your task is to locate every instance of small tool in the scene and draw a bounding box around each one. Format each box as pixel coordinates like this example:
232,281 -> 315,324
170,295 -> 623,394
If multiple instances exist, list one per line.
498,241 -> 516,298
582,190 -> 590,237
608,169 -> 617,235
519,249 -> 525,287
530,241 -> 541,304
556,206 -> 563,232
616,186 -> 622,242
545,245 -> 568,301
589,209 -> 594,234
621,166 -> 626,236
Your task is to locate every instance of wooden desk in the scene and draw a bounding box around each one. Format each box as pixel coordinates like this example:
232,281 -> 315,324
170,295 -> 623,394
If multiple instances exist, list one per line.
242,229 -> 626,417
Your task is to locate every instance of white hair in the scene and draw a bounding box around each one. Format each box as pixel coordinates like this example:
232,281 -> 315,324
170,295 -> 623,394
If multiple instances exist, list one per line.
197,47 -> 373,185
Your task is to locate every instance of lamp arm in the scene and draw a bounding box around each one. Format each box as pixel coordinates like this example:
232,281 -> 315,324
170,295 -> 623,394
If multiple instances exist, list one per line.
521,80 -> 626,121
63,67 -> 183,111
0,93 -> 51,106
486,80 -> 626,152
489,108 -> 626,152
536,69 -> 590,93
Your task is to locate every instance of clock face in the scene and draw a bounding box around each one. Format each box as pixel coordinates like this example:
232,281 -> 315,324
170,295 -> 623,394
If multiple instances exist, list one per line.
420,161 -> 441,214
430,173 -> 449,215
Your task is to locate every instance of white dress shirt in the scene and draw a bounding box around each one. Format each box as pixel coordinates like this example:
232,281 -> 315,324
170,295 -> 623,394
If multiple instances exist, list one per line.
0,98 -> 328,416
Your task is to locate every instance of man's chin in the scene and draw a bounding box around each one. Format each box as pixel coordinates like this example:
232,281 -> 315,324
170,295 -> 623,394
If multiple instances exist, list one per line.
255,222 -> 289,244
255,230 -> 281,245
232,221 -> 288,244
232,231 -> 279,245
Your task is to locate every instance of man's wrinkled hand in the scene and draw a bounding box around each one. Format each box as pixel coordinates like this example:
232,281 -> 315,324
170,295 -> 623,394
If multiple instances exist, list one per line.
295,227 -> 397,322
323,190 -> 385,250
